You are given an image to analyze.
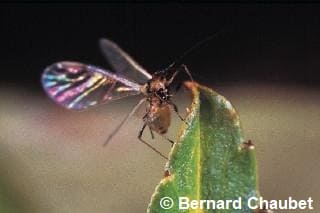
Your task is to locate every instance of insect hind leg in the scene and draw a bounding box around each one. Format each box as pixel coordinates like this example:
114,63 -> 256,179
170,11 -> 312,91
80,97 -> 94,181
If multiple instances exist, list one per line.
148,126 -> 155,139
138,123 -> 168,160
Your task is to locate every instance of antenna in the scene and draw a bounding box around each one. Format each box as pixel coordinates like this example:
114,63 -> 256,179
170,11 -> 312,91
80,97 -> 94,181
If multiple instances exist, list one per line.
164,26 -> 233,72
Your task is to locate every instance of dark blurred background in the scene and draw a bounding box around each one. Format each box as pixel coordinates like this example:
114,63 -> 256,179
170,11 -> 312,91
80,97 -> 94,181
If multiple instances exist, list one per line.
1,3 -> 320,89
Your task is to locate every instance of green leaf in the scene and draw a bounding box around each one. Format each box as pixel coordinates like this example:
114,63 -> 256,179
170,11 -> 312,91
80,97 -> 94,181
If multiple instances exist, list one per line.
148,82 -> 259,213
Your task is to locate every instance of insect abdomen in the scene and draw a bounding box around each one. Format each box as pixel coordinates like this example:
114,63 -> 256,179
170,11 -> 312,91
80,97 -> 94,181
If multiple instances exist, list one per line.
148,105 -> 171,135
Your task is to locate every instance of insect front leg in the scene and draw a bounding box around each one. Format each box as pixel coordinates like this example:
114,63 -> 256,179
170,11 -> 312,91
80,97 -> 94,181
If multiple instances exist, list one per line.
168,101 -> 188,125
166,64 -> 193,95
180,64 -> 194,82
167,64 -> 194,86
167,70 -> 180,85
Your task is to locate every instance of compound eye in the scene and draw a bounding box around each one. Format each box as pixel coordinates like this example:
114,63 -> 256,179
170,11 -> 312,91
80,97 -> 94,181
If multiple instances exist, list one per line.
156,88 -> 167,100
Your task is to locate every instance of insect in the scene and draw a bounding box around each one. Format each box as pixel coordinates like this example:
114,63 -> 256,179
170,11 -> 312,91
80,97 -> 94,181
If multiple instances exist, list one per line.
42,38 -> 193,159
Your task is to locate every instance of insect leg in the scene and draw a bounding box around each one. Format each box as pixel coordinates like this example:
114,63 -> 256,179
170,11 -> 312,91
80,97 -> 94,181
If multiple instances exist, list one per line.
167,64 -> 193,89
148,126 -> 155,139
140,121 -> 174,147
158,134 -> 174,147
103,98 -> 146,146
180,64 -> 194,82
167,70 -> 180,85
138,123 -> 147,139
138,123 -> 168,160
168,101 -> 188,125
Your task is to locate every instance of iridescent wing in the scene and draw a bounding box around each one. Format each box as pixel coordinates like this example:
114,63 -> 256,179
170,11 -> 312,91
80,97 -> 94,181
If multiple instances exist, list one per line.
99,38 -> 152,84
42,61 -> 141,110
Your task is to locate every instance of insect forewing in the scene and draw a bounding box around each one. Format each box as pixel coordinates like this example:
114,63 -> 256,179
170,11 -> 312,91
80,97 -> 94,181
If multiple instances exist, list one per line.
99,38 -> 152,84
42,61 -> 141,110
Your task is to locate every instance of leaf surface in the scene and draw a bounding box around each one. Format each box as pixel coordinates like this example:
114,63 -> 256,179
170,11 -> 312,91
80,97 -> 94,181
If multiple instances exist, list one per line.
148,82 -> 258,213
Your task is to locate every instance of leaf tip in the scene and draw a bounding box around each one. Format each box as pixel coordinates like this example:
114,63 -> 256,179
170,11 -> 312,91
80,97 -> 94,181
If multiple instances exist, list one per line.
183,80 -> 198,89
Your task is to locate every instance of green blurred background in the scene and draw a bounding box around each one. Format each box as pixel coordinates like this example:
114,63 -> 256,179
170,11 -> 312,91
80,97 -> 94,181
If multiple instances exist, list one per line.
0,83 -> 319,212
